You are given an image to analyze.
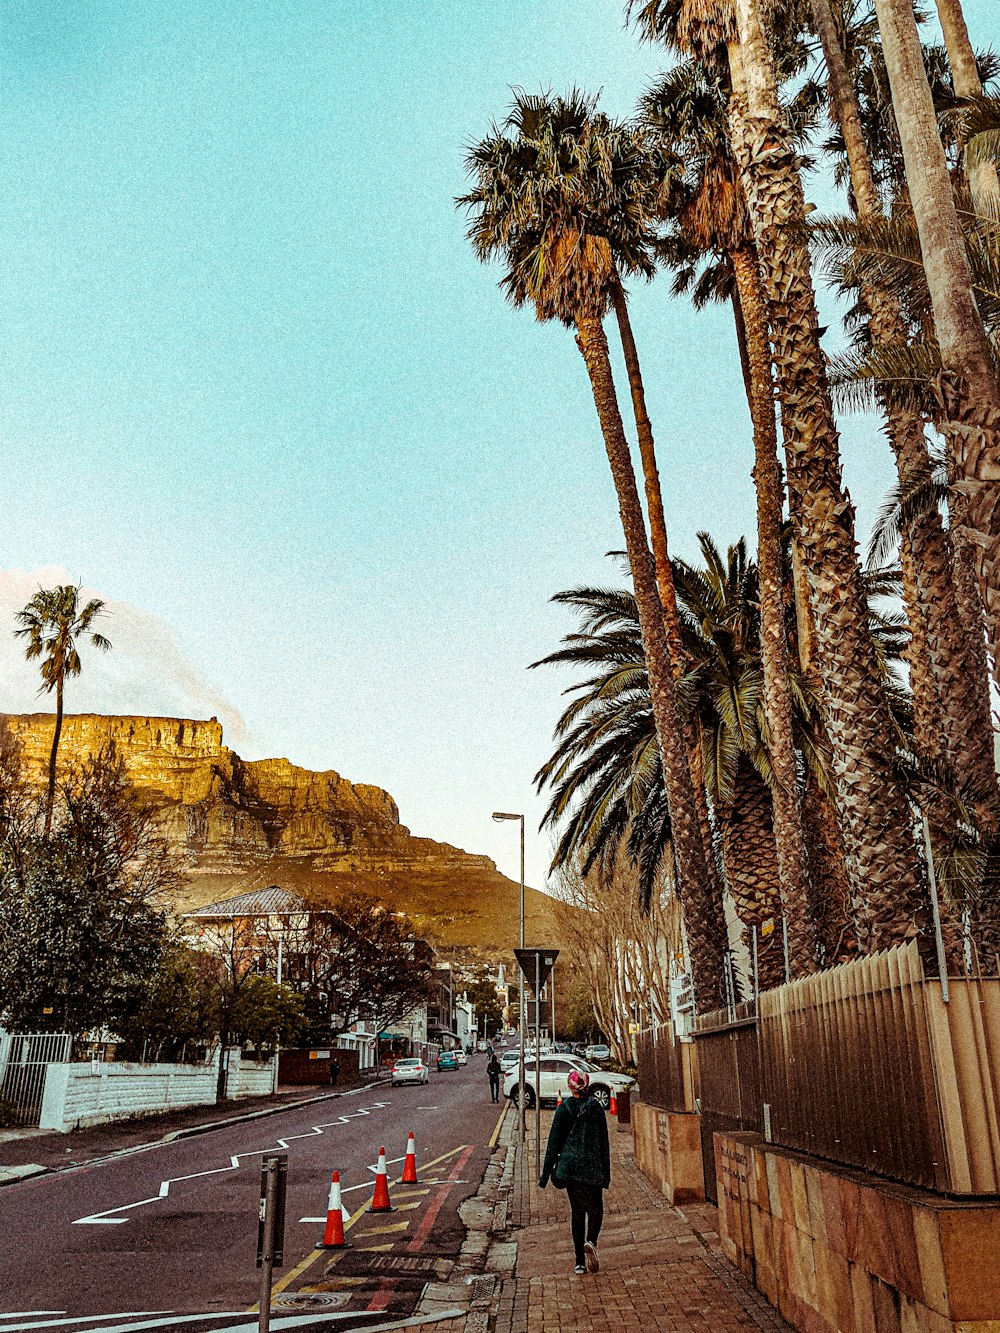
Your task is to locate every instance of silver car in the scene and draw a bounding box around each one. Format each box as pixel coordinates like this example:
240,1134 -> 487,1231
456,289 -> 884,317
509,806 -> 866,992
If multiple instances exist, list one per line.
391,1057 -> 429,1086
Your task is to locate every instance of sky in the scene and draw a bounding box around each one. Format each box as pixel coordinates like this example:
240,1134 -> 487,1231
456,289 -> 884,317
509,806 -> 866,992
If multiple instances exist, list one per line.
0,0 -> 994,892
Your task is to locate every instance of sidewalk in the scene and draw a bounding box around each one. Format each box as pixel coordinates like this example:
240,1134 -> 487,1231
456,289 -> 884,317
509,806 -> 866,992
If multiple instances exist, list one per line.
414,1104 -> 791,1333
0,1077 -> 381,1183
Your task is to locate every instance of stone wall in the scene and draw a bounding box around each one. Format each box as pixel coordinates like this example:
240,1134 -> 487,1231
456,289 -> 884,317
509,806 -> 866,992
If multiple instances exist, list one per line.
631,1101 -> 704,1205
715,1129 -> 1000,1332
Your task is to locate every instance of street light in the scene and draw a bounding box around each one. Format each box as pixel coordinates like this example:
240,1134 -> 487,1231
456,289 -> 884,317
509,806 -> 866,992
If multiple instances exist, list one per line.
493,811 -> 526,1142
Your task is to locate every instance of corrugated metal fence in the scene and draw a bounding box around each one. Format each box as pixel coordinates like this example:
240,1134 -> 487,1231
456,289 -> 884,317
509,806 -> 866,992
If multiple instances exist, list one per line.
635,1025 -> 696,1114
692,943 -> 1000,1196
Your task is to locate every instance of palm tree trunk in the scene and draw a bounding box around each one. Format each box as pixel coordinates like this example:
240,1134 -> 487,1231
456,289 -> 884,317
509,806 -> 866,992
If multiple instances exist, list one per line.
573,311 -> 727,1010
729,246 -> 817,975
803,770 -> 853,965
609,278 -> 731,940
726,0 -> 928,952
812,0 -> 999,834
933,0 -> 1000,207
872,0 -> 1000,684
44,680 -> 64,838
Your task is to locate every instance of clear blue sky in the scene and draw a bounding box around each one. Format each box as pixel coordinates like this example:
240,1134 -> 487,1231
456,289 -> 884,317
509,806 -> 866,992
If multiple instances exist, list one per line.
0,1 -> 993,891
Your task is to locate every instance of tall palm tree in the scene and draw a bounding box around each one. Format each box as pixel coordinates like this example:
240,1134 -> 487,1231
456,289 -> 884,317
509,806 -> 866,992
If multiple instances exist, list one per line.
870,0 -> 1000,673
631,0 -> 930,953
460,91 -> 728,1008
640,59 -> 818,975
809,0 -> 998,841
933,0 -> 1000,206
15,584 -> 112,835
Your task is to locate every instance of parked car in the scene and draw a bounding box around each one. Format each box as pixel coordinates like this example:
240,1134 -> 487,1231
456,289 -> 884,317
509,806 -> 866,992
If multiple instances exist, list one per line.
499,1049 -> 521,1075
437,1050 -> 459,1071
455,1049 -> 468,1066
502,1053 -> 634,1110
584,1043 -> 612,1064
391,1057 -> 429,1087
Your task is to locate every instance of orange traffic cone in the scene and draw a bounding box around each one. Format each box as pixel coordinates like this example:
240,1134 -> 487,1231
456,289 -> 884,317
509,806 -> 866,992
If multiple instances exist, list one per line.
401,1131 -> 418,1183
370,1146 -> 394,1212
609,1093 -> 618,1117
319,1171 -> 351,1248
556,1092 -> 563,1106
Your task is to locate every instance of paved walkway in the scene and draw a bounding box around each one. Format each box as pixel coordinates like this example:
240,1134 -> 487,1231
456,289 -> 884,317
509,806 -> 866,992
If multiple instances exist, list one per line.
413,1104 -> 791,1333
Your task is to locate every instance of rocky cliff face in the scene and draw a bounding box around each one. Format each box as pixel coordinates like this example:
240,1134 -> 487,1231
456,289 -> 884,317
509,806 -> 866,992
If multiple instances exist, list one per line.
2,713 -> 559,948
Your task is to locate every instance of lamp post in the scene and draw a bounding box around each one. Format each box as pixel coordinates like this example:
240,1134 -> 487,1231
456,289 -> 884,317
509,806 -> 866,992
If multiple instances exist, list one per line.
493,811 -> 525,1142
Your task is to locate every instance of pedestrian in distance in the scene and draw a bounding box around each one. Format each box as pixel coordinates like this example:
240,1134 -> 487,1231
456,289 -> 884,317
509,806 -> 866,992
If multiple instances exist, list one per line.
538,1069 -> 610,1276
487,1052 -> 502,1103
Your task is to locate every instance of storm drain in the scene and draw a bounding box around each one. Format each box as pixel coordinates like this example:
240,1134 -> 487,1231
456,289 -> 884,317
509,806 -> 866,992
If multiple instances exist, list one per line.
274,1293 -> 349,1308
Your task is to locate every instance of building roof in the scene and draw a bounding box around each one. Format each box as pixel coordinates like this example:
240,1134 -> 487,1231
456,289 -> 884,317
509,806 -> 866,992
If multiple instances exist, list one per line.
186,885 -> 313,919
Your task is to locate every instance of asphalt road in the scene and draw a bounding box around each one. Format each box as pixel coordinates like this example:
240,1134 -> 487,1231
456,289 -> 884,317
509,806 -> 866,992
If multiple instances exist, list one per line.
0,1060 -> 504,1333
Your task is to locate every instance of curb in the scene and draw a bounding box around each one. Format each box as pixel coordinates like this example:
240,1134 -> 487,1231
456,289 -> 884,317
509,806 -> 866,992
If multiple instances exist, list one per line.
0,1077 -> 391,1187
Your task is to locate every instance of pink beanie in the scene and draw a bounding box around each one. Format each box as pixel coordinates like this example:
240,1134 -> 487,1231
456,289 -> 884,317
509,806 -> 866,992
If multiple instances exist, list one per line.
567,1069 -> 589,1092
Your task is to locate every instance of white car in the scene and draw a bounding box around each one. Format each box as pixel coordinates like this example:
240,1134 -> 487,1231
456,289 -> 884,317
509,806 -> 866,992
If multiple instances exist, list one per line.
503,1054 -> 634,1110
499,1049 -> 521,1073
584,1044 -> 612,1063
391,1057 -> 429,1086
455,1050 -> 468,1066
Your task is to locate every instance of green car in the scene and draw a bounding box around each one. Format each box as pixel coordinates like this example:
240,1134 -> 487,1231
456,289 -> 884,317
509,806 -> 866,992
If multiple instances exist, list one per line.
437,1051 -> 459,1071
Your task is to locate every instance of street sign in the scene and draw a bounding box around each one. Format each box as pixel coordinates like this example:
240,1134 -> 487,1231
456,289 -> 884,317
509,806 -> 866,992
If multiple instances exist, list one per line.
513,948 -> 559,990
256,1153 -> 288,1333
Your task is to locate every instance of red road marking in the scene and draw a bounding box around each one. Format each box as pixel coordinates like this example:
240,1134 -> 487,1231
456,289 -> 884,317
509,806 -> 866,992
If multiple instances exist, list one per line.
405,1144 -> 475,1253
363,1144 -> 476,1312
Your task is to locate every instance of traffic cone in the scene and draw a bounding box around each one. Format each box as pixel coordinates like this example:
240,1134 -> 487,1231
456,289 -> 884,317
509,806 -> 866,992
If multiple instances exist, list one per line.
609,1093 -> 618,1117
556,1092 -> 563,1106
319,1171 -> 351,1248
401,1131 -> 418,1183
370,1146 -> 394,1212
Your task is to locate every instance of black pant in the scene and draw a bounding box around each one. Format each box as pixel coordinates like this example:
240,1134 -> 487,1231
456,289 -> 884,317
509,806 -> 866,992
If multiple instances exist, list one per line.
488,1074 -> 500,1102
566,1182 -> 604,1266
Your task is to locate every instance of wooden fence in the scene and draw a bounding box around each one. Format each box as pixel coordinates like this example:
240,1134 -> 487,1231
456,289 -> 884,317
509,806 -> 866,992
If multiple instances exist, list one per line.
635,1024 -> 697,1115
693,942 -> 1000,1196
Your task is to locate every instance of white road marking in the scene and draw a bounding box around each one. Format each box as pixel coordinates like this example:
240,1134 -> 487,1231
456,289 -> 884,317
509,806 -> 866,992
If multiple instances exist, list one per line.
72,1103 -> 391,1225
0,1317 -> 66,1324
202,1315 -> 385,1333
0,1314 -> 173,1331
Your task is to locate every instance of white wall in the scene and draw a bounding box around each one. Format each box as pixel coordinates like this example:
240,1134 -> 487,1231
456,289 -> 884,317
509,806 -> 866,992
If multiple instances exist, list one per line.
40,1049 -> 277,1132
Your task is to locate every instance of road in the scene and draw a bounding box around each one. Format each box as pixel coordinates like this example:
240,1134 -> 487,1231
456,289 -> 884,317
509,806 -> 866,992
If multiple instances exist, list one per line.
0,1061 -> 504,1333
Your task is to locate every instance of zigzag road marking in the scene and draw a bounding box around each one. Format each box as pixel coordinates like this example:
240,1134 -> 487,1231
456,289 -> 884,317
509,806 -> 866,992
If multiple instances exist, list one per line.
72,1103 -> 392,1225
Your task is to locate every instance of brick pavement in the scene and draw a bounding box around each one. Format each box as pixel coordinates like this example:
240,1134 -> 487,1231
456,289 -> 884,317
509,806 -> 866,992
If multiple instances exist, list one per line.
490,1106 -> 792,1333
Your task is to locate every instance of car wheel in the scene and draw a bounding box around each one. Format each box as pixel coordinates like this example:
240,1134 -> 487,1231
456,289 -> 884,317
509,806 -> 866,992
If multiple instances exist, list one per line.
511,1085 -> 536,1109
591,1086 -> 611,1111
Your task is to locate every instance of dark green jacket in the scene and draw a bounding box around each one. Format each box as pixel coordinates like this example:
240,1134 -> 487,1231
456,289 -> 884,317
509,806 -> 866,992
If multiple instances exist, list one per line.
539,1094 -> 611,1190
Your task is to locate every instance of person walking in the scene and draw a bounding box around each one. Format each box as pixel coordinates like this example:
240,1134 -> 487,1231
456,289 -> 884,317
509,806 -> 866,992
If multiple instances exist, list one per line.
487,1052 -> 502,1103
538,1070 -> 610,1275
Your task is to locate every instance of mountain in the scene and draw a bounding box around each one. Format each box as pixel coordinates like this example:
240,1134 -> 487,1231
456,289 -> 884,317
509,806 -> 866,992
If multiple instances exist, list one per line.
1,712 -> 562,949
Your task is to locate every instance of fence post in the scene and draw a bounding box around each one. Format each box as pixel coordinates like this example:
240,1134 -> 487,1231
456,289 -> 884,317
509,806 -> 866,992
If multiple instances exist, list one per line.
922,815 -> 950,1003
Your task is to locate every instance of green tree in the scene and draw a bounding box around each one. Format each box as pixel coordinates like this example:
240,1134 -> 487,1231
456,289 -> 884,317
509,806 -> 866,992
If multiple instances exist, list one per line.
14,585 -> 111,836
228,975 -> 305,1058
113,941 -> 222,1062
0,749 -> 171,1034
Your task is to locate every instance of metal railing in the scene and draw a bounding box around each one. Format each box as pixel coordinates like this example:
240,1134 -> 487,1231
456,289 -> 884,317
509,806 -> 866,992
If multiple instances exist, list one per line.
0,1031 -> 72,1126
692,942 -> 1000,1196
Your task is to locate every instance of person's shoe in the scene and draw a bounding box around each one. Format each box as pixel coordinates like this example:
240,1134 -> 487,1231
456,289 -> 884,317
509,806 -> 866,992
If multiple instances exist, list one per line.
584,1241 -> 599,1273
574,1264 -> 587,1275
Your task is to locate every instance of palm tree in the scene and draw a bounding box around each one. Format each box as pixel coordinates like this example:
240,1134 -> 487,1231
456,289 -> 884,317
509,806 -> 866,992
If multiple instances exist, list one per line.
631,0 -> 930,953
460,91 -> 728,1008
640,58 -> 818,975
869,0 -> 1000,671
933,0 -> 1000,206
808,0 -> 999,841
15,585 -> 112,835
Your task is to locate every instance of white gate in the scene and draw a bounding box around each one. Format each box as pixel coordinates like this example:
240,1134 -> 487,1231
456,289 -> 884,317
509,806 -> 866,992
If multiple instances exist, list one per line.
0,1031 -> 72,1126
